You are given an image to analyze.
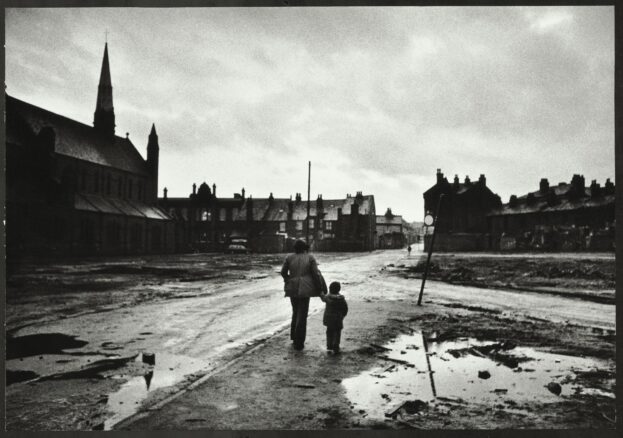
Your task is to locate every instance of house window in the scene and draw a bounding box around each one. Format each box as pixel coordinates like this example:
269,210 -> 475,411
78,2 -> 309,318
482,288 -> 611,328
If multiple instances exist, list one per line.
279,222 -> 286,232
232,208 -> 239,219
309,219 -> 314,230
296,221 -> 303,231
325,221 -> 333,230
181,208 -> 188,220
220,208 -> 226,221
201,209 -> 211,221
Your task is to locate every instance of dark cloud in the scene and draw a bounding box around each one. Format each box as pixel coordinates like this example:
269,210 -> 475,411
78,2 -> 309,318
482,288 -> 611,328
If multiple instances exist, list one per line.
6,6 -> 613,221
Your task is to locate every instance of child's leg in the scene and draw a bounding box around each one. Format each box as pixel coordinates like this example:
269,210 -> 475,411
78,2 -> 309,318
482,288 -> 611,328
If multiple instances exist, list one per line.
326,328 -> 332,350
333,329 -> 342,352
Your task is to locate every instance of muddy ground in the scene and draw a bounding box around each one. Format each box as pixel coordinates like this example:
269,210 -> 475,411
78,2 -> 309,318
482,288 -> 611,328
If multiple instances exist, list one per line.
121,298 -> 615,430
4,250 -> 616,430
6,253 -> 287,332
385,253 -> 615,304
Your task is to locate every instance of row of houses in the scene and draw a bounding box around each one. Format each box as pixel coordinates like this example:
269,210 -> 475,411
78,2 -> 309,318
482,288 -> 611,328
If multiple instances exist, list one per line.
424,169 -> 615,251
6,43 -> 406,259
159,184 -> 405,253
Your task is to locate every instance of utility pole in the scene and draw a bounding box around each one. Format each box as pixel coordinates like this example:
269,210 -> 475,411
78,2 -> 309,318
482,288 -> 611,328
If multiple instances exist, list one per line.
306,161 -> 311,247
417,194 -> 444,306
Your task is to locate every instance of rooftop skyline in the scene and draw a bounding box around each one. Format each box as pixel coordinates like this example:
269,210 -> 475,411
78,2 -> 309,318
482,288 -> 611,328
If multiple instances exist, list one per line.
6,6 -> 614,221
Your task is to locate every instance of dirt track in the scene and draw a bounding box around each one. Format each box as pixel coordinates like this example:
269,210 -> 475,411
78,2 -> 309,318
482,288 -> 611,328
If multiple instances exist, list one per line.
5,250 -> 616,430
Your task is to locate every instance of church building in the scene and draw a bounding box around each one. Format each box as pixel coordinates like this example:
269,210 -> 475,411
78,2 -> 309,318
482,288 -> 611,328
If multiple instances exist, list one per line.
6,43 -> 175,259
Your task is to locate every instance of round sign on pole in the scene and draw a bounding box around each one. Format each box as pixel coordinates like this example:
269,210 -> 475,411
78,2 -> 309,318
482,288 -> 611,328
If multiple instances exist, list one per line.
424,214 -> 434,226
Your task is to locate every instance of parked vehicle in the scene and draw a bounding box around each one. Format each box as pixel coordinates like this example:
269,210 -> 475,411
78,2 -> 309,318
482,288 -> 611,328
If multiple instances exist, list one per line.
227,238 -> 249,254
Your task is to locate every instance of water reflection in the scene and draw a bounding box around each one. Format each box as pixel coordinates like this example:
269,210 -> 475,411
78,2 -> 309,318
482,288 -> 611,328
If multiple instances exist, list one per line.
342,332 -> 612,421
104,353 -> 209,430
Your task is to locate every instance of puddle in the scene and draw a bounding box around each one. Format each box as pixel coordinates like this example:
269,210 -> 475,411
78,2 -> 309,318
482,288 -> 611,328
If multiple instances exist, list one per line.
6,370 -> 40,385
104,353 -> 209,430
342,332 -> 612,421
6,333 -> 89,359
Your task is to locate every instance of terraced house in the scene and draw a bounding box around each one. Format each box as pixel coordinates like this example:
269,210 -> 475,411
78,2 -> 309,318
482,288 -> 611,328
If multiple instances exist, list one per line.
160,189 -> 377,252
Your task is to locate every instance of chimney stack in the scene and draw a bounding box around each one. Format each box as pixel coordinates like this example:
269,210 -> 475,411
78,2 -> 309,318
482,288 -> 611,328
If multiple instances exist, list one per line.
163,187 -> 168,199
436,168 -> 443,184
479,174 -> 486,185
192,183 -> 197,195
212,183 -> 216,197
539,178 -> 549,193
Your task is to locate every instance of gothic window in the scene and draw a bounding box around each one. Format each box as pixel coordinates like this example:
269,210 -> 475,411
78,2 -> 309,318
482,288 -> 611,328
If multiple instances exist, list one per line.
219,208 -> 226,221
201,209 -> 211,221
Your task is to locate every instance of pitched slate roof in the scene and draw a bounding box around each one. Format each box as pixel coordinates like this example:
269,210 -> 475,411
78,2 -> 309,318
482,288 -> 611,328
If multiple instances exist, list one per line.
74,193 -> 171,220
7,94 -> 149,175
488,194 -> 615,217
322,195 -> 374,221
232,194 -> 375,222
376,214 -> 402,225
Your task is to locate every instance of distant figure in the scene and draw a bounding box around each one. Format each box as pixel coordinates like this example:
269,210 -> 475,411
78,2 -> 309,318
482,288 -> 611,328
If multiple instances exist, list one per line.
281,239 -> 325,350
322,281 -> 348,354
407,245 -> 412,256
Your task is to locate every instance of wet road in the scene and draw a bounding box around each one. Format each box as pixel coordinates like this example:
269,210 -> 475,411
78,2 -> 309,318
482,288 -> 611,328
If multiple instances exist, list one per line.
12,249 -> 614,364
8,249 -> 614,428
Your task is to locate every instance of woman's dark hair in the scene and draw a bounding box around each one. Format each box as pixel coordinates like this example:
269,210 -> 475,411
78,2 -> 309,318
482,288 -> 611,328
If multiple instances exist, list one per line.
294,239 -> 308,254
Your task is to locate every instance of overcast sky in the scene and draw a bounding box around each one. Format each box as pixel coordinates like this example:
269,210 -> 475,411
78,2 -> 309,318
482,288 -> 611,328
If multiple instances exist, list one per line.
6,6 -> 614,221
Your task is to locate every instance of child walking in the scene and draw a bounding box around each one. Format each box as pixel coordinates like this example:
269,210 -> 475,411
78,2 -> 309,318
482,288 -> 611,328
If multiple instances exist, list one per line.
322,281 -> 348,354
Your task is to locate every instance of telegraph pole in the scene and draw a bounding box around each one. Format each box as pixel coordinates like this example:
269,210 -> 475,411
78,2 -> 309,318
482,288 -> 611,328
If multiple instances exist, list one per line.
306,161 -> 311,246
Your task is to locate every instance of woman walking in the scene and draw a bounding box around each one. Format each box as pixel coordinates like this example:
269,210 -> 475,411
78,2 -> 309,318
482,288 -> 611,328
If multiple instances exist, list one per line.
280,239 -> 325,350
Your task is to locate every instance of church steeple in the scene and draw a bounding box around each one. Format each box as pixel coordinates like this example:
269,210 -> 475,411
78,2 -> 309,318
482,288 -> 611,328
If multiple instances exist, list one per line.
147,123 -> 160,201
93,43 -> 115,138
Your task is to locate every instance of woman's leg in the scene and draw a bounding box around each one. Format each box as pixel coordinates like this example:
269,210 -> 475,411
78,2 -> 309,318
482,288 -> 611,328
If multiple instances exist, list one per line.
289,297 -> 298,341
293,297 -> 310,348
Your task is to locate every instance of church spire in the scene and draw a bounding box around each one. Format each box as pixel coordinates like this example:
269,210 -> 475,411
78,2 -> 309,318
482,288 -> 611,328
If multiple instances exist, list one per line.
147,123 -> 160,201
94,42 -> 115,137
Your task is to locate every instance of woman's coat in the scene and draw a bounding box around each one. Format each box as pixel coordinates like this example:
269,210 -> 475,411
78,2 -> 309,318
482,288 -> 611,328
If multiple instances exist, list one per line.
281,253 -> 323,298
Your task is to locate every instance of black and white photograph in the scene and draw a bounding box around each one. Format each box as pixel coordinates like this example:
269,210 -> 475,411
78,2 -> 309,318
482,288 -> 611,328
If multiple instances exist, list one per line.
4,4 -> 616,431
